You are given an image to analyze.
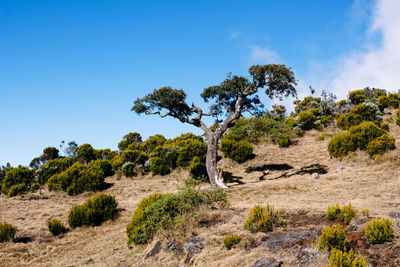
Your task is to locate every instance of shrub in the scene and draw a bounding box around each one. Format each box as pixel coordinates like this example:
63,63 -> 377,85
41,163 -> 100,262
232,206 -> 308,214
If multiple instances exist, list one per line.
0,221 -> 17,242
68,193 -> 118,228
328,132 -> 356,158
326,204 -> 357,224
150,157 -> 170,176
76,144 -> 96,163
223,234 -> 241,250
88,159 -> 114,177
1,166 -> 35,196
297,110 -> 317,130
316,132 -> 332,141
243,204 -> 285,233
317,224 -> 350,252
126,187 -> 228,246
37,157 -> 75,184
366,134 -> 396,158
328,248 -> 367,267
348,90 -> 367,105
361,209 -> 370,217
189,157 -> 208,182
118,132 -> 142,151
220,135 -> 254,163
122,150 -> 142,163
380,122 -> 389,131
143,134 -> 166,153
111,155 -> 124,172
278,135 -> 291,148
336,103 -> 382,130
364,218 -> 394,244
122,162 -> 136,177
397,110 -> 400,126
47,219 -> 67,236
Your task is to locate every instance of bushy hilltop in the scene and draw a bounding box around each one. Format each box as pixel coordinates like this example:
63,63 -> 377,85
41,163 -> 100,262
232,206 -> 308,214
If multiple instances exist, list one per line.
1,87 -> 400,266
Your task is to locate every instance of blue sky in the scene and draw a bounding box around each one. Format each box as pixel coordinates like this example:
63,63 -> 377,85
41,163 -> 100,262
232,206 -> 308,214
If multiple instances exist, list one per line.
1,0 -> 399,166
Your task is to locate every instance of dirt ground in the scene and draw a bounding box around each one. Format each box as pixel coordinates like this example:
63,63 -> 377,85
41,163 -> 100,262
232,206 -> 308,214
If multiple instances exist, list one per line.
1,116 -> 400,267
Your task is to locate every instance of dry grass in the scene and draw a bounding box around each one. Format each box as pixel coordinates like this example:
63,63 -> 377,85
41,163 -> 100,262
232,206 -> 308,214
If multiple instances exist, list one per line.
1,117 -> 400,267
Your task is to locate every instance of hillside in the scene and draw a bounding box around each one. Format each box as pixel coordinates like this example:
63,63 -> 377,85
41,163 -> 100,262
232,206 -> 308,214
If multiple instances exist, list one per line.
1,111 -> 400,267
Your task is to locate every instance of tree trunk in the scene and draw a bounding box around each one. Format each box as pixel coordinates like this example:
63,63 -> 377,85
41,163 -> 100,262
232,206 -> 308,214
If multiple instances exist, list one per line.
206,133 -> 227,189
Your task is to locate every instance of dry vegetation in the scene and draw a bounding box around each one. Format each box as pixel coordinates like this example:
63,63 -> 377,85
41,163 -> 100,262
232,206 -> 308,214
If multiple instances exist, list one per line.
1,113 -> 400,267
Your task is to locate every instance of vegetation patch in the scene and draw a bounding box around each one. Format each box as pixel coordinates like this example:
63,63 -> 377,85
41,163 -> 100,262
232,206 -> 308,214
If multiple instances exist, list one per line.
317,224 -> 350,252
223,234 -> 241,250
1,166 -> 36,197
364,218 -> 394,244
366,134 -> 396,159
0,221 -> 17,242
220,134 -> 254,163
326,204 -> 357,224
47,218 -> 67,236
243,203 -> 285,233
328,248 -> 367,267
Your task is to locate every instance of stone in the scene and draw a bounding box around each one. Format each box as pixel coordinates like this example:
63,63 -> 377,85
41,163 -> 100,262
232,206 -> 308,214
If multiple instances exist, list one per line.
311,173 -> 319,179
335,168 -> 342,173
84,258 -> 93,264
251,257 -> 283,267
388,211 -> 400,218
164,239 -> 183,256
145,240 -> 162,259
184,236 -> 204,255
294,248 -> 326,266
262,228 -> 321,251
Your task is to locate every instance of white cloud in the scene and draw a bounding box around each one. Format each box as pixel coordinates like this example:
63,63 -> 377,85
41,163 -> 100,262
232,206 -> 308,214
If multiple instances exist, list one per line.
249,46 -> 281,64
329,0 -> 400,99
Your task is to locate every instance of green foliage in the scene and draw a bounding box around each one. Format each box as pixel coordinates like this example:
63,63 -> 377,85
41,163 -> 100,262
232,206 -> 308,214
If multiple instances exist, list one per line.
380,122 -> 389,131
150,157 -> 170,176
126,187 -> 228,246
316,132 -> 332,141
223,234 -> 241,250
68,193 -> 118,229
220,134 -> 254,163
364,218 -> 394,244
88,159 -> 114,177
348,90 -> 367,105
361,209 -> 370,217
122,162 -> 136,177
76,144 -> 96,163
328,248 -> 367,267
118,132 -> 142,151
366,134 -> 396,158
337,103 -> 382,130
326,204 -> 357,223
95,149 -> 118,161
298,110 -> 317,130
47,162 -> 106,195
189,156 -> 208,182
1,166 -> 35,196
327,132 -> 356,158
37,157 -> 75,184
142,134 -> 166,153
111,155 -> 124,172
243,204 -> 285,233
317,224 -> 350,252
278,134 -> 292,148
47,219 -> 67,236
0,221 -> 17,242
396,109 -> 400,126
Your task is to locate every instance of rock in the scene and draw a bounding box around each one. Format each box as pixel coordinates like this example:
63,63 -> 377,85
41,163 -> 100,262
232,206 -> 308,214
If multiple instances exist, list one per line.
145,240 -> 162,259
84,258 -> 93,264
311,173 -> 319,179
251,257 -> 283,267
335,168 -> 342,173
262,228 -> 321,251
164,239 -> 183,256
294,248 -> 326,266
184,236 -> 204,255
388,211 -> 400,218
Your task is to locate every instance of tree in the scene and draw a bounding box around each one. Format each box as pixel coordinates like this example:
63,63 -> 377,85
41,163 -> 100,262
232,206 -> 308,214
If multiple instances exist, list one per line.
29,147 -> 60,169
60,141 -> 79,158
77,144 -> 96,164
132,64 -> 297,188
118,132 -> 142,151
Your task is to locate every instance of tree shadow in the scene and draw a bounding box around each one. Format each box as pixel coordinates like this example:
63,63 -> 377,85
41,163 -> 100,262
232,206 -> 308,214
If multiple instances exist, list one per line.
274,163 -> 328,179
222,171 -> 244,185
245,163 -> 294,173
100,182 -> 114,190
14,236 -> 33,243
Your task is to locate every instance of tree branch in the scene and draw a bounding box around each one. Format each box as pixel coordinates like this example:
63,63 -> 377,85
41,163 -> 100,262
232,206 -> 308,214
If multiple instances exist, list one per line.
219,99 -> 233,116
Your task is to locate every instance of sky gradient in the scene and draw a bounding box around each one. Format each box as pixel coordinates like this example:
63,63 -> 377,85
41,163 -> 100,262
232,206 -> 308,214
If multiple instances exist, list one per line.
1,0 -> 399,166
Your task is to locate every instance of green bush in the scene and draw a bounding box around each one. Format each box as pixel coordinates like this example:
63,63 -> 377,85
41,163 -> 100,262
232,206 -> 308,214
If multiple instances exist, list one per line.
326,204 -> 357,224
47,162 -> 106,195
396,109 -> 400,126
298,110 -> 317,130
88,159 -> 114,177
327,132 -> 356,158
68,193 -> 118,228
336,103 -> 382,130
348,90 -> 367,105
364,218 -> 394,244
118,132 -> 142,151
328,248 -> 367,267
143,134 -> 166,153
223,234 -> 241,250
76,144 -> 96,163
243,204 -> 285,233
366,134 -> 396,158
126,187 -> 228,246
189,156 -> 208,182
317,224 -> 350,252
37,157 -> 75,184
122,162 -> 136,177
220,135 -> 253,163
111,155 -> 124,172
47,219 -> 67,236
150,157 -> 170,176
0,221 -> 17,242
380,122 -> 389,131
1,166 -> 35,196
278,135 -> 291,148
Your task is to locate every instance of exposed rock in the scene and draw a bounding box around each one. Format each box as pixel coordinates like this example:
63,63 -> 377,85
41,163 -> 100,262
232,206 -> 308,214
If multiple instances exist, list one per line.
84,258 -> 93,264
293,248 -> 326,266
251,257 -> 283,267
311,173 -> 319,179
145,240 -> 163,259
163,239 -> 183,256
335,168 -> 342,173
184,236 -> 204,255
262,228 -> 321,251
388,211 -> 400,218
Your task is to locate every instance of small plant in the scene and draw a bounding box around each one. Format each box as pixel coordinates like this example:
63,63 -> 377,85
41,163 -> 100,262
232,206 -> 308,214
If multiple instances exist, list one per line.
68,193 -> 118,229
328,248 -> 367,267
278,135 -> 292,148
0,221 -> 17,242
47,219 -> 67,236
317,224 -> 350,252
316,132 -> 332,141
326,204 -> 357,224
361,209 -> 370,217
223,234 -> 241,250
364,218 -> 394,244
189,156 -> 208,182
243,204 -> 285,233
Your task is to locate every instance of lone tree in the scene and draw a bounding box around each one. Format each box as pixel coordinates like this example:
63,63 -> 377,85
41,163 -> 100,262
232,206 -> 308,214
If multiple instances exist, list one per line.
132,64 -> 297,188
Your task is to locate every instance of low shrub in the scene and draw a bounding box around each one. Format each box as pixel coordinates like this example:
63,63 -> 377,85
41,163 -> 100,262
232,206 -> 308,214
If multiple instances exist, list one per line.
317,224 -> 350,252
223,234 -> 241,250
126,187 -> 228,246
328,248 -> 367,267
380,122 -> 389,131
8,183 -> 28,197
348,90 -> 367,105
189,157 -> 208,182
37,157 -> 75,184
0,221 -> 17,242
336,103 -> 382,130
361,209 -> 370,217
316,132 -> 332,141
1,166 -> 35,196
396,110 -> 400,126
278,135 -> 291,148
364,218 -> 394,244
366,134 -> 396,158
326,204 -> 357,224
150,157 -> 170,176
327,132 -> 356,158
68,193 -> 118,229
243,204 -> 285,233
122,162 -> 136,177
76,143 -> 96,163
111,155 -> 124,172
297,110 -> 317,130
47,219 -> 67,236
88,159 -> 114,177
220,135 -> 254,163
